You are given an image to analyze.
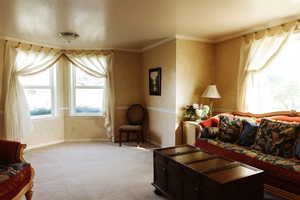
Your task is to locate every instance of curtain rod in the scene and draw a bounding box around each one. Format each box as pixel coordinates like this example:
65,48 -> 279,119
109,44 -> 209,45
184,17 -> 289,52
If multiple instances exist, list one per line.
242,19 -> 300,38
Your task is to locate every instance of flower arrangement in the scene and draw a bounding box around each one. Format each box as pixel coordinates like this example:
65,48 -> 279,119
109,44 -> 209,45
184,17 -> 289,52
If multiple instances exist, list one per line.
183,104 -> 209,121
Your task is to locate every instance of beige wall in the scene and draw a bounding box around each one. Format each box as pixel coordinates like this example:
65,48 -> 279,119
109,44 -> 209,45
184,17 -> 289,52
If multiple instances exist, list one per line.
215,38 -> 242,113
142,40 -> 177,147
176,39 -> 215,144
142,39 -> 216,146
176,39 -> 215,120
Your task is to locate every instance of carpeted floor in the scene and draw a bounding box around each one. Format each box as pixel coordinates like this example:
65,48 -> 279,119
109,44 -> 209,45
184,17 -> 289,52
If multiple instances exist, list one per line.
23,142 -> 286,200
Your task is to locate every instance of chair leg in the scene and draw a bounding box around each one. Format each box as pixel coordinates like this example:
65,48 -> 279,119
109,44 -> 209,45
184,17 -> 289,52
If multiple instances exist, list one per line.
141,129 -> 145,143
127,132 -> 130,142
119,131 -> 122,147
137,131 -> 140,146
25,190 -> 33,200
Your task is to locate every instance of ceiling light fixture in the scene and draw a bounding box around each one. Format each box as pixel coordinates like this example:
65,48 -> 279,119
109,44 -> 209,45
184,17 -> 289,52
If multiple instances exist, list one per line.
58,32 -> 80,43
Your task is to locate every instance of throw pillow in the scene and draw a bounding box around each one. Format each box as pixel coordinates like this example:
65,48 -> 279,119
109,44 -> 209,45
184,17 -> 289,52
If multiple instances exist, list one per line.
238,120 -> 258,147
252,119 -> 299,158
200,117 -> 219,128
201,127 -> 219,139
295,129 -> 300,160
218,115 -> 243,143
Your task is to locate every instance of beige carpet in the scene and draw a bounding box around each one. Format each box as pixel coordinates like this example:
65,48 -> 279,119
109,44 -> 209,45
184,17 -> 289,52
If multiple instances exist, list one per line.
24,142 -> 164,200
23,142 -> 285,200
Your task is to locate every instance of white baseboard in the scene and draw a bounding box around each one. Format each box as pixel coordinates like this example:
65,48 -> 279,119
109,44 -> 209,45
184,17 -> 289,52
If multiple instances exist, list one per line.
25,138 -> 111,151
26,140 -> 65,151
64,138 -> 110,142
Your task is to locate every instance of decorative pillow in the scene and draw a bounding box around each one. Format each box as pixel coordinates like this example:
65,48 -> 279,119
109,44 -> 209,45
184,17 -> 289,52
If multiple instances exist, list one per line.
200,127 -> 219,139
218,115 -> 243,143
252,119 -> 299,158
295,129 -> 300,159
238,120 -> 258,147
200,118 -> 219,128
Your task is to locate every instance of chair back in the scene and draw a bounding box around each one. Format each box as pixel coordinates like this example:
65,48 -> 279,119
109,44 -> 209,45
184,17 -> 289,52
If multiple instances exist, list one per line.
126,104 -> 145,125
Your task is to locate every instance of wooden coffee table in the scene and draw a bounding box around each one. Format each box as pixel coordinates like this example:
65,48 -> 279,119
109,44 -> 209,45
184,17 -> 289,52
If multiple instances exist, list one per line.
152,145 -> 264,200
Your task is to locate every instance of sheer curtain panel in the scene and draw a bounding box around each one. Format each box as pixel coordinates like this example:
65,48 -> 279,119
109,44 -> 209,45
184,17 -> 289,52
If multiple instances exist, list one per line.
3,43 -> 62,141
64,52 -> 115,138
237,23 -> 297,112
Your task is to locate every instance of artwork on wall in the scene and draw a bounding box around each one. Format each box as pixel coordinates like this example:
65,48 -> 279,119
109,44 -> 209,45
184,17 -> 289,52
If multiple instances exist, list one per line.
149,67 -> 161,96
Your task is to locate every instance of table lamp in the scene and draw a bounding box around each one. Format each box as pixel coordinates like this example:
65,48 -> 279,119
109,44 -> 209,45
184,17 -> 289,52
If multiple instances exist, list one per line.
201,84 -> 221,117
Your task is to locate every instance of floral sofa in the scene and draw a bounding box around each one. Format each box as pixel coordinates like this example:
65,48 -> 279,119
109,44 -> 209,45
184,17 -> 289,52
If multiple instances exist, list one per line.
195,111 -> 300,200
0,139 -> 34,200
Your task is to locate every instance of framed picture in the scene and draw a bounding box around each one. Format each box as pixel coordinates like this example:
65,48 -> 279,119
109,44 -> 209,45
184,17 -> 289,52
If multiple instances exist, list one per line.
149,67 -> 161,96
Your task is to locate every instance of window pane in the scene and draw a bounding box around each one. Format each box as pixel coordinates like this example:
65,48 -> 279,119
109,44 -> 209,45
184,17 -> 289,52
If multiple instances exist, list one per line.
75,67 -> 104,87
24,89 -> 52,116
75,89 -> 104,114
246,36 -> 300,113
19,68 -> 51,87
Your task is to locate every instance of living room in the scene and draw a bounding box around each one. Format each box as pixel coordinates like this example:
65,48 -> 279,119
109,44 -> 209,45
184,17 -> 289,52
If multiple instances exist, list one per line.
0,0 -> 300,200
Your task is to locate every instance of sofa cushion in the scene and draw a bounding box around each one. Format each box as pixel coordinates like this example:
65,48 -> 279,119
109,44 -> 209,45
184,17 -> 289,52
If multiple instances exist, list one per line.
196,138 -> 300,195
218,115 -> 243,143
200,117 -> 219,128
201,127 -> 219,139
0,163 -> 32,200
238,120 -> 258,147
252,119 -> 299,158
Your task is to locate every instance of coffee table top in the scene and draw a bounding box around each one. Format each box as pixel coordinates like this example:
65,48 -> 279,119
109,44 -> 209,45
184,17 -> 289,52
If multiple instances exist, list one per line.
155,145 -> 264,184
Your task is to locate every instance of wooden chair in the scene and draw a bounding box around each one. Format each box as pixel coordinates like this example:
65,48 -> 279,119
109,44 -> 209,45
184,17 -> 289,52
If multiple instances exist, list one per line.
119,104 -> 146,146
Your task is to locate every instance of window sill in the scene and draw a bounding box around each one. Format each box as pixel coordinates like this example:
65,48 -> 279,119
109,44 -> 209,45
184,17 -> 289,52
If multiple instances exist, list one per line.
31,115 -> 58,121
69,114 -> 104,118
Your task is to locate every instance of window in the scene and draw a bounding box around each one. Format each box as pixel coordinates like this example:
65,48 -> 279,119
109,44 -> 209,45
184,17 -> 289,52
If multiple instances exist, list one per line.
19,67 -> 56,118
245,34 -> 300,113
71,65 -> 105,116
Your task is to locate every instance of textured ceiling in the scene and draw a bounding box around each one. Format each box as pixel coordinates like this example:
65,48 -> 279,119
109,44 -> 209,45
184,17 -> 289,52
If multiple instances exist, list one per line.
0,0 -> 300,50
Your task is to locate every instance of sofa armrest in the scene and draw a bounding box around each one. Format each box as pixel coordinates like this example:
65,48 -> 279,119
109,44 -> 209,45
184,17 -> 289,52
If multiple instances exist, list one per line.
183,121 -> 203,145
0,139 -> 27,163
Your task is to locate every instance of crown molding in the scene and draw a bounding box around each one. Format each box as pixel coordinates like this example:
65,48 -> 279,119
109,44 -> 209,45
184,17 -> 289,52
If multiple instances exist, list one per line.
141,37 -> 176,52
175,34 -> 215,43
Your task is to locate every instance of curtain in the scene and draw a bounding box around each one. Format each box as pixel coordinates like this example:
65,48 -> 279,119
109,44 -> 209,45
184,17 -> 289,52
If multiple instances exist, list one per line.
237,24 -> 297,112
64,52 -> 115,138
3,43 -> 62,141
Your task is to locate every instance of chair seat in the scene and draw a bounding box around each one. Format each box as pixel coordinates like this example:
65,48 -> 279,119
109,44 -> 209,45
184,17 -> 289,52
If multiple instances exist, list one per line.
119,125 -> 142,131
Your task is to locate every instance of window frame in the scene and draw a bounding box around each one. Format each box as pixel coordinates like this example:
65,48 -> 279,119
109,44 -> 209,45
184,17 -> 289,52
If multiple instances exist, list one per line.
22,66 -> 57,119
70,65 -> 105,117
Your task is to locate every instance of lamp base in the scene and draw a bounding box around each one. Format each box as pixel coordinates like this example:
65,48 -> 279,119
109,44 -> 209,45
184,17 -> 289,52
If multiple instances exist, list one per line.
208,100 -> 214,118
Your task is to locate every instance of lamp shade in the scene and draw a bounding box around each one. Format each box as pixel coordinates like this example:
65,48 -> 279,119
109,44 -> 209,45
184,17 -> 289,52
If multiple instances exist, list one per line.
201,85 -> 221,99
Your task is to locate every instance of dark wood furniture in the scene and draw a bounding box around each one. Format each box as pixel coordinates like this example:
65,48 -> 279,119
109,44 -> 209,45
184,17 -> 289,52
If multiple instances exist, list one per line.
153,145 -> 264,200
119,104 -> 146,146
0,139 -> 34,200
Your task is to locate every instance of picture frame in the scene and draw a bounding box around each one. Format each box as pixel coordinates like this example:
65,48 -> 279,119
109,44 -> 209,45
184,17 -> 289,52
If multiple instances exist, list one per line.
149,67 -> 161,96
